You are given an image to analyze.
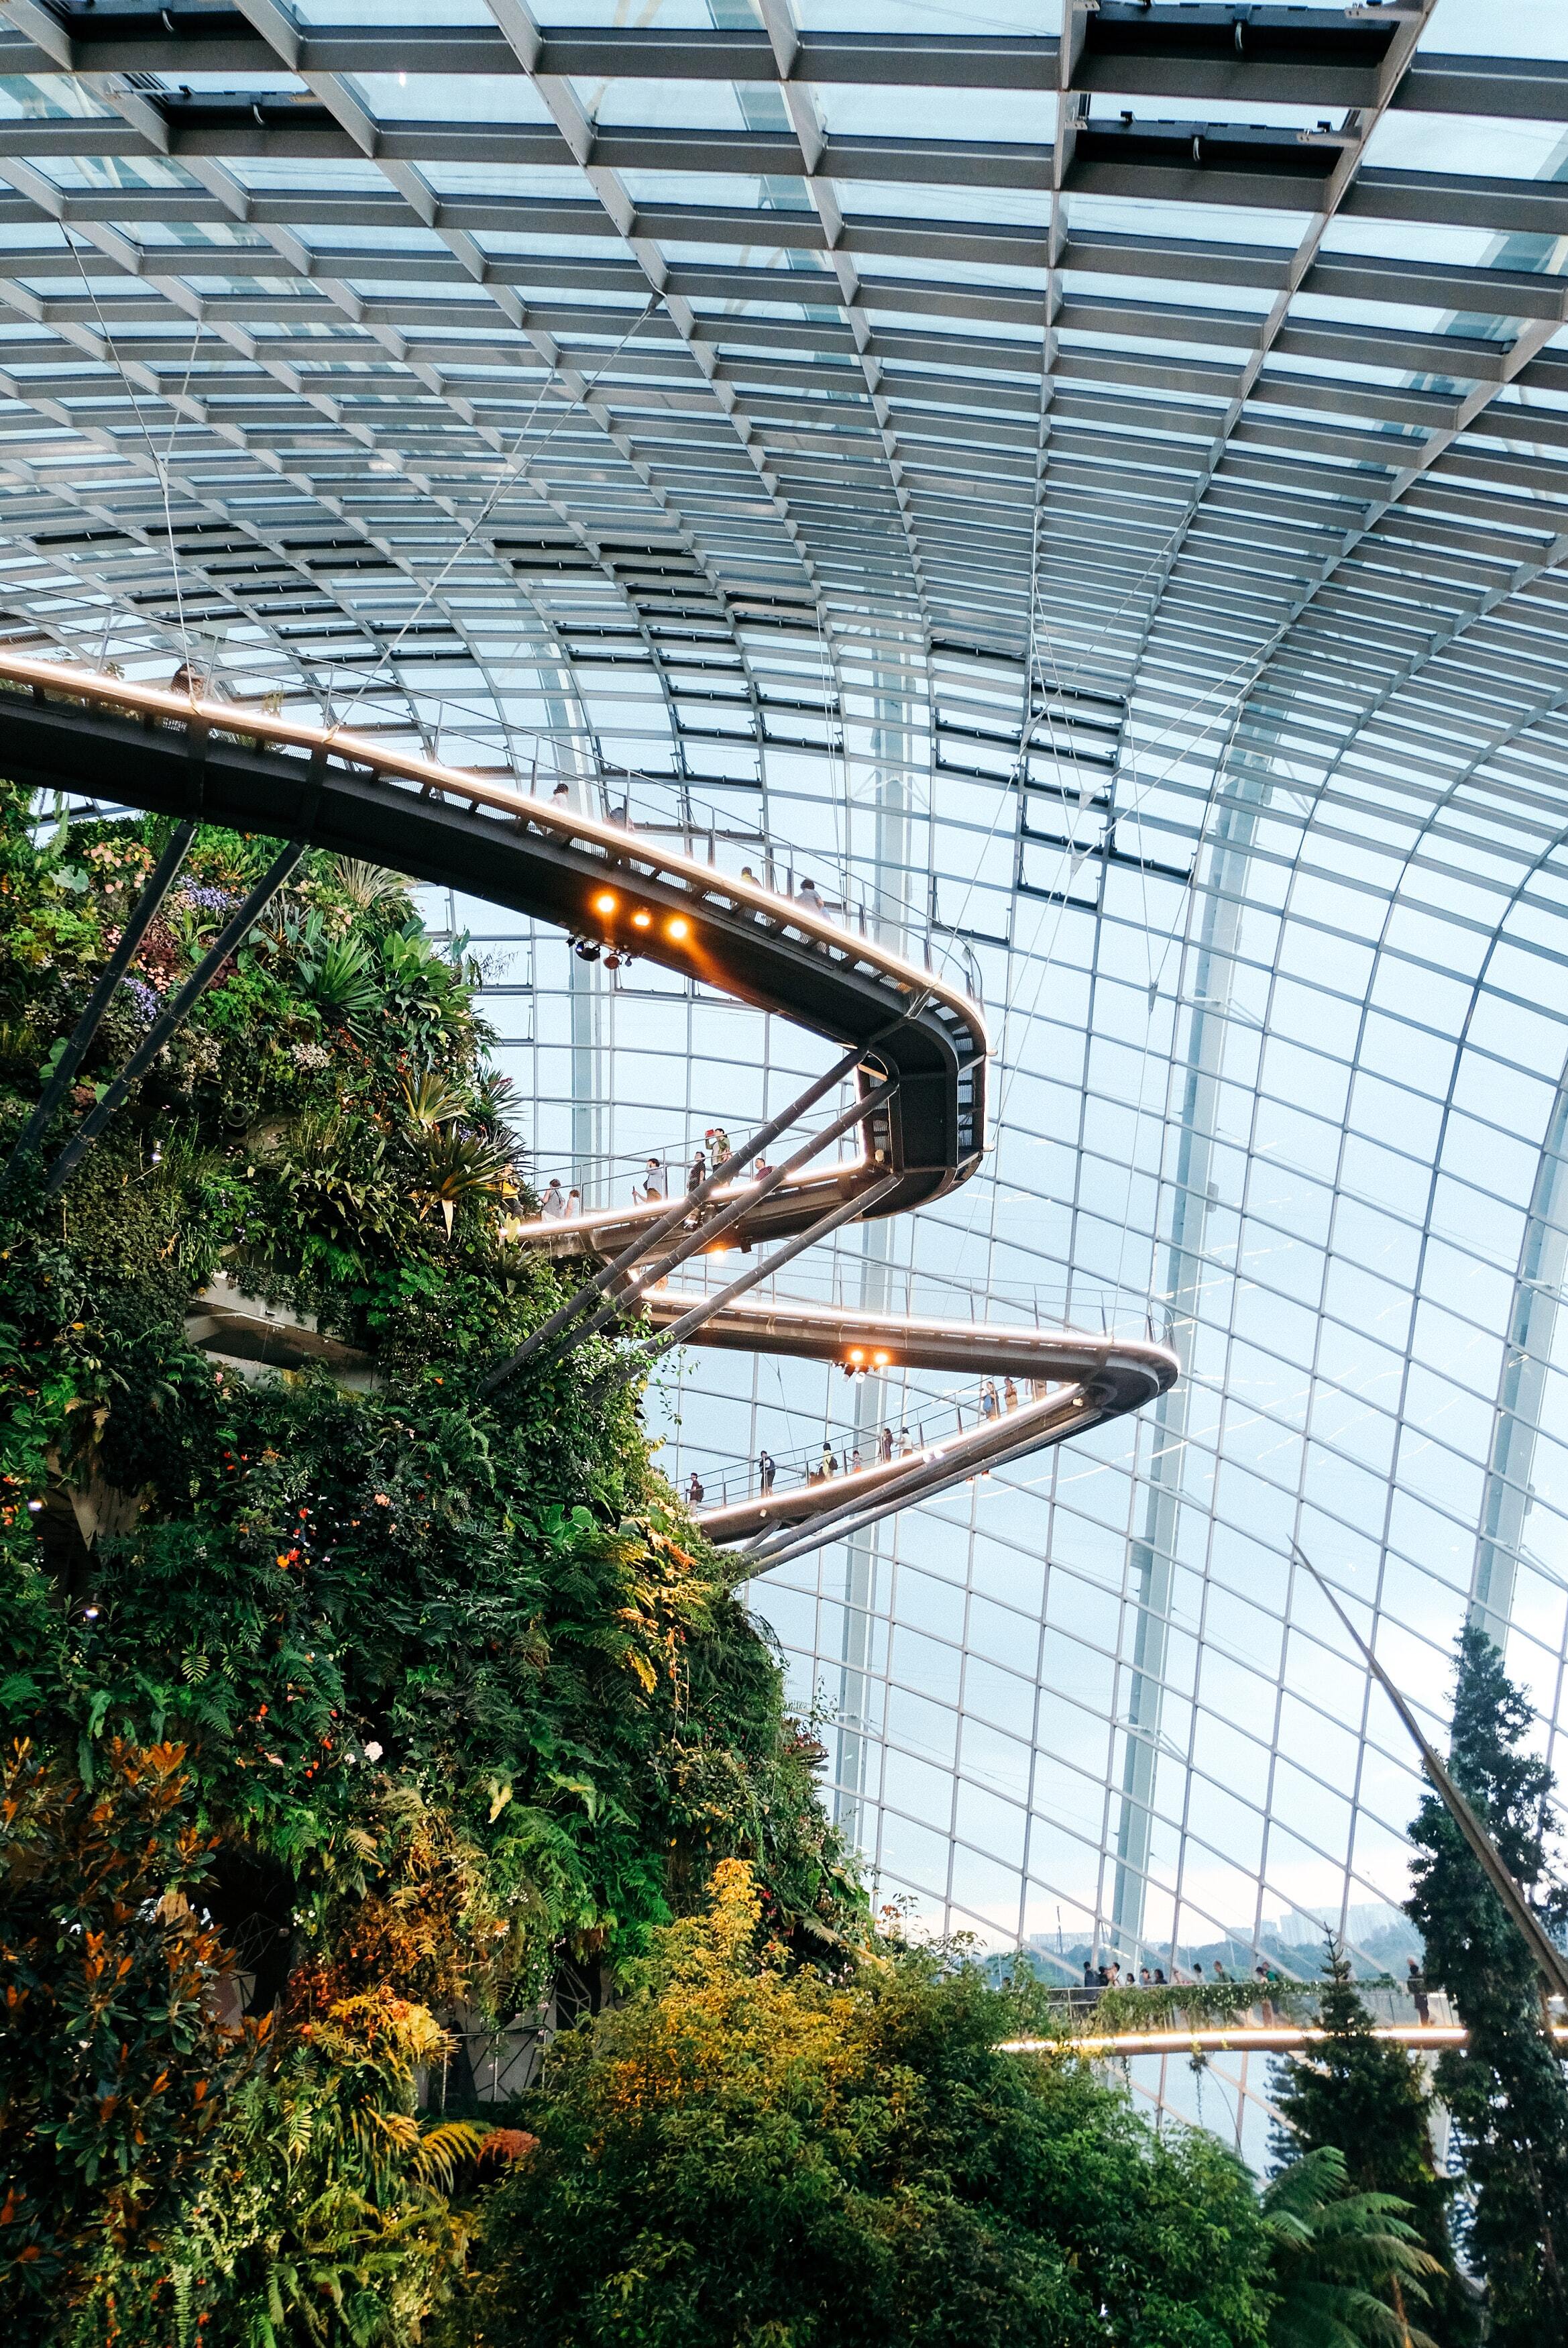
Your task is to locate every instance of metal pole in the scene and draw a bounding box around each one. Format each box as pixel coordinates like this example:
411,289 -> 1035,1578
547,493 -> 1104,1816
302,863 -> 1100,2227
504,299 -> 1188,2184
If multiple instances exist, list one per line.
44,841 -> 306,1193
480,1041 -> 872,1393
601,1172 -> 901,1394
1,820 -> 196,1189
1289,1540 -> 1568,2007
525,1078 -> 897,1380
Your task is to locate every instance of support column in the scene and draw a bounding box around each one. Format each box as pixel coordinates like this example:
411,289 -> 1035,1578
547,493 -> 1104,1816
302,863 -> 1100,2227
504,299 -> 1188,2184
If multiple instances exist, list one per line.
1111,763 -> 1271,1960
838,683 -> 909,1843
1471,1057 -> 1568,1650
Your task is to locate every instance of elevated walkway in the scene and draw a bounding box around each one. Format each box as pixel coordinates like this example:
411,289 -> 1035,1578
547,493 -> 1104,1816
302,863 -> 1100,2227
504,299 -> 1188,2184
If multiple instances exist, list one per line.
1,651 -> 1175,1560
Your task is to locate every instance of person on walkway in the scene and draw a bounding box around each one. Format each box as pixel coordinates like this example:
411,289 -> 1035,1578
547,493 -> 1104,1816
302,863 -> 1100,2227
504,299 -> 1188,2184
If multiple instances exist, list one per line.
638,1157 -> 664,1203
979,1378 -> 999,1420
1082,1959 -> 1097,1995
706,1126 -> 732,1168
821,1442 -> 838,1479
752,1155 -> 770,1180
1139,1967 -> 1152,1987
899,1426 -> 913,1456
565,1187 -> 581,1218
797,876 -> 824,917
850,1446 -> 862,1474
1255,1965 -> 1276,2025
1407,1956 -> 1430,2025
688,1149 -> 707,1194
1003,1375 -> 1019,1411
551,781 -> 571,810
879,1426 -> 894,1464
1153,1968 -> 1166,1986
687,1471 -> 704,1506
758,1448 -> 775,1495
1212,1960 -> 1229,1983
542,1177 -> 565,1219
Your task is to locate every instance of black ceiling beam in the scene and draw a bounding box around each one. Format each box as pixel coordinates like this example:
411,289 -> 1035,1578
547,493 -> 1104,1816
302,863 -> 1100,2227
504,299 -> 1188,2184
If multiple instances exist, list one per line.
2,11 -> 1566,117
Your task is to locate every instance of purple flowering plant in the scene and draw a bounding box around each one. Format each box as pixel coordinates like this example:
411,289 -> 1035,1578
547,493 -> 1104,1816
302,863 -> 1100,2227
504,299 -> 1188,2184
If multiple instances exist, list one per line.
120,975 -> 162,1025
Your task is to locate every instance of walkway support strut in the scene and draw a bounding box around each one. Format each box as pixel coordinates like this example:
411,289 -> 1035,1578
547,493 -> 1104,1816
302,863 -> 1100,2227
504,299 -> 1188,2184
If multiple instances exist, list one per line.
516,1076 -> 897,1381
600,1173 -> 901,1396
44,841 -> 306,1194
480,1040 -> 873,1391
1,819 -> 195,1189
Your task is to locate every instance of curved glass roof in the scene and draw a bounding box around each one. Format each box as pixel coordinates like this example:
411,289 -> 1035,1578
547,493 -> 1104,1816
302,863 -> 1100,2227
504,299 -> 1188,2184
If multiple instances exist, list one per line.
9,0 -> 1568,2159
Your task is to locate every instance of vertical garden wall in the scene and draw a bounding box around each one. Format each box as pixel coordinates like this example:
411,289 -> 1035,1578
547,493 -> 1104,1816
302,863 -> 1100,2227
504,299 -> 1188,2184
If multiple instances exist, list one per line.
0,796 -> 862,2334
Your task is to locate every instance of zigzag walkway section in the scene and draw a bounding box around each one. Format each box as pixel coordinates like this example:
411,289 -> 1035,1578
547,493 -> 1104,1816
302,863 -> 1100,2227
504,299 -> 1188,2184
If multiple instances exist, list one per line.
0,653 -> 1176,1559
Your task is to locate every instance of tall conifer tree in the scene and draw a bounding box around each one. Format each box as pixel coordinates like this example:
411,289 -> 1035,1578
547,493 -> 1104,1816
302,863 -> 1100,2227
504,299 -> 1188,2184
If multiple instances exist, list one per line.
1270,1935 -> 1469,2344
1406,1623 -> 1568,2343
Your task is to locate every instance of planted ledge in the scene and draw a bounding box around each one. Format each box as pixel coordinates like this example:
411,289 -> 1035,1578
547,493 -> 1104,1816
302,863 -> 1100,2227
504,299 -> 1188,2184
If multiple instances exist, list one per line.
184,1272 -> 379,1391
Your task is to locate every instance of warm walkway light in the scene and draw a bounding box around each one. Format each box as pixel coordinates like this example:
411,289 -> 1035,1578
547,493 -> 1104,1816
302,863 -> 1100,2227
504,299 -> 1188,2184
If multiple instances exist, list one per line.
594,891 -> 617,914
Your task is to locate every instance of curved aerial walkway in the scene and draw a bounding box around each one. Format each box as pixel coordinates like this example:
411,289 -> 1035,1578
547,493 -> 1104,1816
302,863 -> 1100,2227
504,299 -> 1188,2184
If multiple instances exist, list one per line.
1005,2021 -> 1565,2060
0,652 -> 1176,1560
512,1218 -> 1174,1562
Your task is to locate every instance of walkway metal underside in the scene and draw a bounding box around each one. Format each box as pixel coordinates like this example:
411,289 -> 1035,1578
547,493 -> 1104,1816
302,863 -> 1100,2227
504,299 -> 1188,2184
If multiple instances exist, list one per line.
11,654 -> 1172,1558
0,657 -> 984,1224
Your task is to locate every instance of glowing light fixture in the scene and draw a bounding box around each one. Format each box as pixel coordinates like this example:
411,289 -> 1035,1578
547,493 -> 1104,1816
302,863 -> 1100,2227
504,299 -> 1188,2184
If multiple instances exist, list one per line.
632,910 -> 651,930
668,916 -> 690,941
874,1350 -> 891,1366
594,891 -> 617,914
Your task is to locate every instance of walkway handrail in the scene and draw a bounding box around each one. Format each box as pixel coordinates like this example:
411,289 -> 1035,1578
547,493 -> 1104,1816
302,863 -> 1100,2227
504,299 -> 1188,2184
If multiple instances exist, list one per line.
3,651 -> 1178,1566
0,653 -> 987,1228
1002,2022 -> 1551,2058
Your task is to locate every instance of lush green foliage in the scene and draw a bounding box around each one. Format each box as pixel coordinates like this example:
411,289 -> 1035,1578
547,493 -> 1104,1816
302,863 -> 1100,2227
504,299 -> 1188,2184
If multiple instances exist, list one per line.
1406,1625 -> 1568,2347
463,1858 -> 1277,2348
1259,2146 -> 1441,2348
0,794 -> 862,2329
1268,1941 -> 1467,2344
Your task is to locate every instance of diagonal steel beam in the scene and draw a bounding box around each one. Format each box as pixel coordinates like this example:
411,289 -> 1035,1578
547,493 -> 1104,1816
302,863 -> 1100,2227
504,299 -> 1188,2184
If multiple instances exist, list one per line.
1290,1540 -> 1568,2011
44,841 -> 306,1194
506,1075 -> 898,1386
1,818 -> 194,1189
480,1040 -> 874,1390
600,1170 -> 901,1395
